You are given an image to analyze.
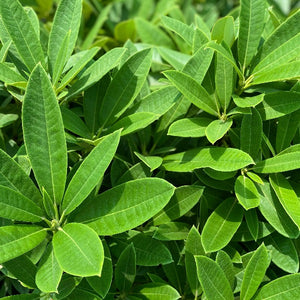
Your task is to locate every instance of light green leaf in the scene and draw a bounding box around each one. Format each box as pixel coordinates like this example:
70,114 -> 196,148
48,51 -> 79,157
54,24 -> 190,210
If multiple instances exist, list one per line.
23,64 -> 67,204
238,0 -> 265,70
53,223 -> 104,277
0,40 -> 11,62
158,47 -> 190,70
134,152 -> 162,171
0,113 -> 18,128
216,250 -> 235,289
62,130 -> 121,215
0,0 -> 45,71
153,222 -> 190,241
36,244 -> 63,293
153,185 -> 204,225
195,256 -> 234,300
233,94 -> 264,108
0,186 -> 44,222
168,117 -> 212,137
133,283 -> 180,300
164,70 -> 219,116
205,119 -> 233,144
247,172 -> 264,185
269,174 -> 300,230
211,16 -> 235,46
240,244 -> 270,300
254,274 -> 300,300
163,147 -> 254,172
201,198 -> 243,252
99,48 -> 153,127
114,19 -> 136,43
0,62 -> 25,84
73,178 -> 175,235
0,225 -> 46,263
235,176 -> 260,210
48,0 -> 82,77
66,47 -> 126,99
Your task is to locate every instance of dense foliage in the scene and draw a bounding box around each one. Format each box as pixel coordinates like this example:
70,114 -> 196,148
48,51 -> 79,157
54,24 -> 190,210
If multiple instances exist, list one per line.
0,0 -> 300,299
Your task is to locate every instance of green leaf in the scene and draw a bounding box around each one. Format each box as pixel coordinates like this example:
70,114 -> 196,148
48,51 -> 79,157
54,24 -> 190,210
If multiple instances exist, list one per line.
0,0 -> 45,71
0,225 -> 46,263
245,209 -> 259,240
0,62 -> 25,84
240,107 -> 262,159
240,244 -> 270,300
235,175 -> 260,210
153,222 -> 190,241
201,198 -> 243,252
216,250 -> 235,289
0,186 -> 44,222
23,64 -> 67,204
36,244 -> 63,293
247,172 -> 264,185
115,243 -> 136,293
211,16 -> 235,46
238,0 -> 265,70
42,188 -> 56,219
153,185 -> 204,225
52,223 -> 104,277
205,119 -> 233,144
163,147 -> 254,172
134,152 -> 162,171
265,233 -> 299,274
66,47 -> 126,99
158,47 -> 190,70
0,40 -> 11,62
114,19 -> 136,42
233,94 -> 264,108
133,283 -> 180,300
62,130 -> 121,215
164,70 -> 219,116
257,180 -> 299,239
48,0 -> 81,77
254,274 -> 300,300
99,48 -> 153,127
269,174 -> 300,230
0,113 -> 18,128
168,117 -> 212,137
195,256 -> 234,300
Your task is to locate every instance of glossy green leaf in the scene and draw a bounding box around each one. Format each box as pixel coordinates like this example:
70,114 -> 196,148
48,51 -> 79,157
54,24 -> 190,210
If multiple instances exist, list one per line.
211,16 -> 235,46
48,0 -> 81,77
62,130 -> 121,215
0,62 -> 25,84
247,172 -> 264,185
233,94 -> 264,108
216,250 -> 235,289
0,225 -> 46,263
134,152 -> 162,171
73,178 -> 175,235
0,113 -> 18,128
133,283 -> 180,300
164,70 -> 219,116
195,256 -> 234,300
36,244 -> 63,293
238,0 -> 265,70
269,174 -> 300,229
115,243 -> 136,292
53,223 -> 104,277
240,244 -> 270,300
0,186 -> 44,222
235,175 -> 260,210
245,209 -> 259,241
153,185 -> 204,225
23,64 -> 67,204
205,119 -> 233,144
168,117 -> 211,137
0,0 -> 45,71
163,147 -> 254,172
201,198 -> 243,252
153,222 -> 190,241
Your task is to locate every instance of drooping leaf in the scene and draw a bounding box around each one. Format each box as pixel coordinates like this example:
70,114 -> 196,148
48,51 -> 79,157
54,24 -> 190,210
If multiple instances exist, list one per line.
52,223 -> 104,277
205,119 -> 233,144
23,64 -> 67,204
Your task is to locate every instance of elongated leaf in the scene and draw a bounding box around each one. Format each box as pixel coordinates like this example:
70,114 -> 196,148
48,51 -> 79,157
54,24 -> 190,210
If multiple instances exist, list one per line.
269,174 -> 300,229
134,152 -> 162,171
163,147 -> 254,172
233,94 -> 264,108
164,70 -> 219,116
0,186 -> 44,222
23,64 -> 67,204
99,48 -> 152,127
240,107 -> 262,158
66,47 -> 126,99
0,0 -> 45,71
115,243 -> 136,292
245,209 -> 259,240
48,0 -> 81,77
133,283 -> 180,300
257,180 -> 299,238
205,119 -> 233,144
0,62 -> 25,84
73,178 -> 175,235
168,117 -> 212,137
195,256 -> 234,300
0,225 -> 46,263
211,16 -> 235,46
36,244 -> 63,293
254,274 -> 300,300
0,40 -> 11,62
240,244 -> 270,300
238,0 -> 265,70
53,223 -> 104,276
216,250 -> 235,289
62,130 -> 121,215
153,222 -> 190,241
201,198 -> 243,252
235,176 -> 260,210
153,185 -> 204,225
